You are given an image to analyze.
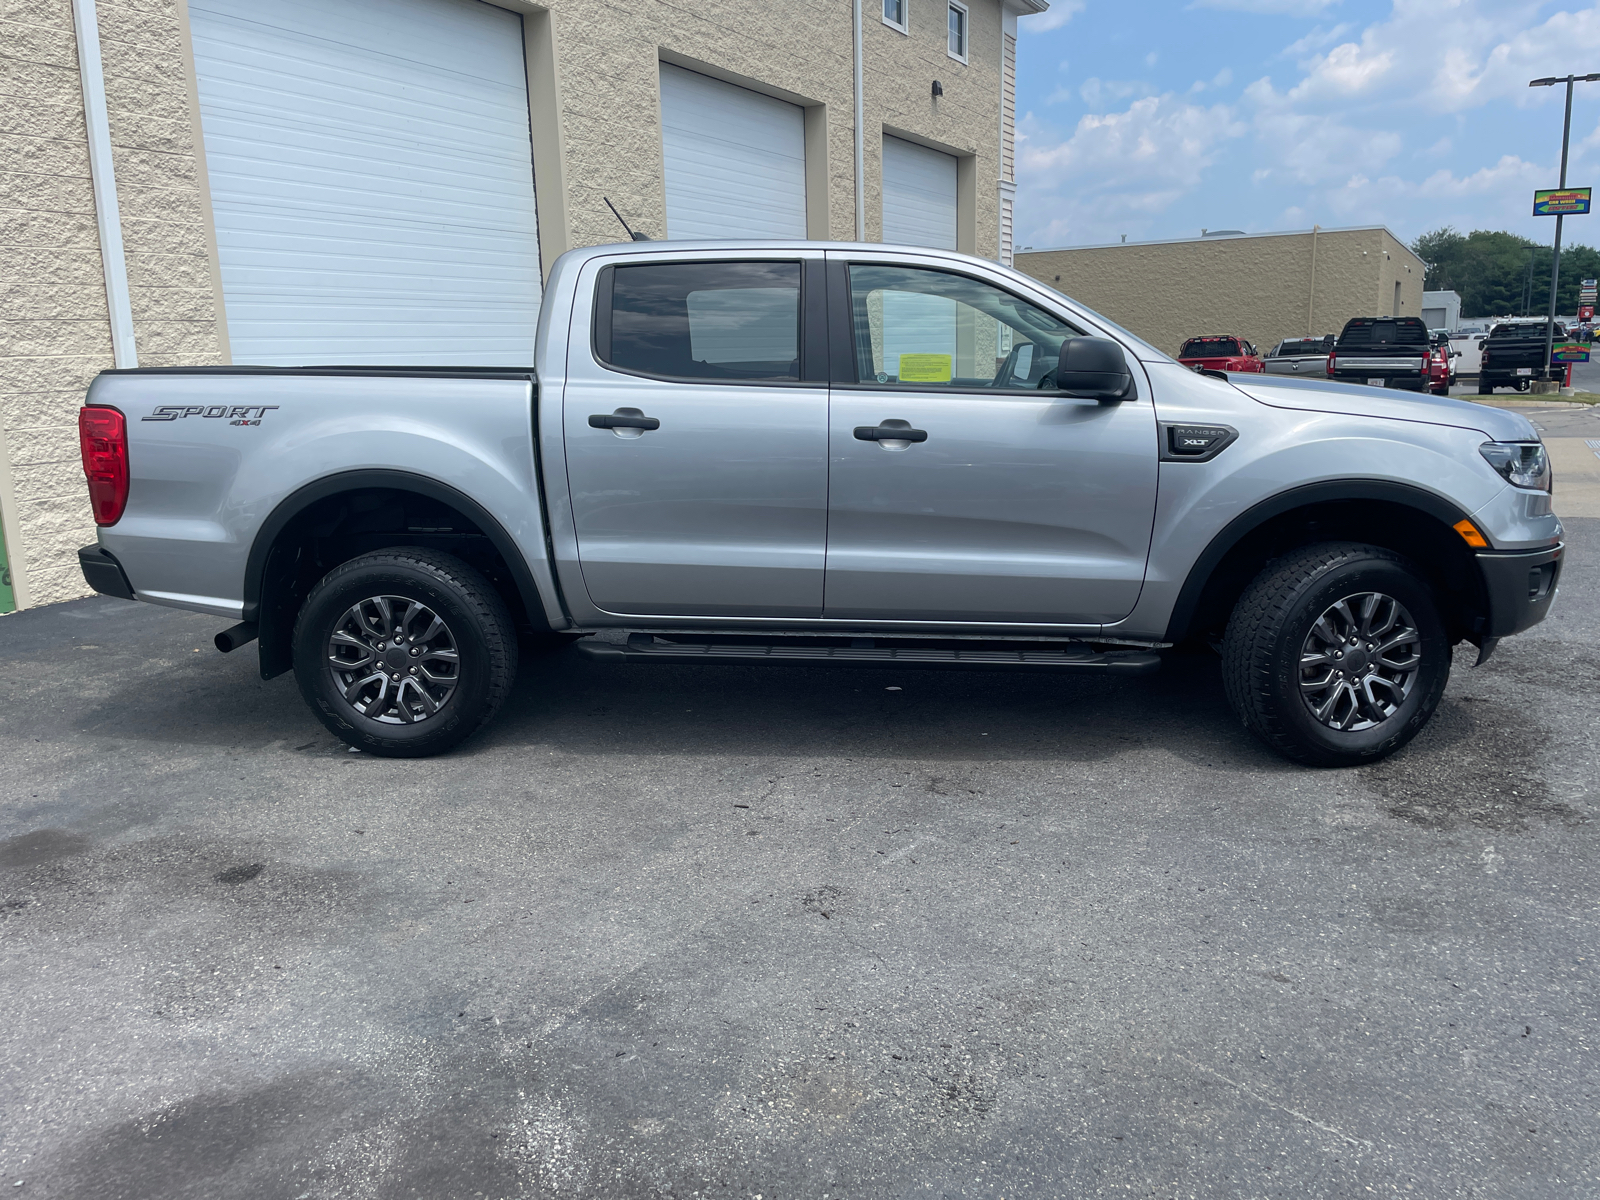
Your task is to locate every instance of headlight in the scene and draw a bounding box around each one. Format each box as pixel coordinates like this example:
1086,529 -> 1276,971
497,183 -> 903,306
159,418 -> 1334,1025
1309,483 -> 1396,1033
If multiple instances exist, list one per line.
1479,441 -> 1552,491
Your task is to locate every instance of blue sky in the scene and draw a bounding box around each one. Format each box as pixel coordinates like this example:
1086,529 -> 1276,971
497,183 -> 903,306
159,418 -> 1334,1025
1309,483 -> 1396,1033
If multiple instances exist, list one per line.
1012,0 -> 1600,251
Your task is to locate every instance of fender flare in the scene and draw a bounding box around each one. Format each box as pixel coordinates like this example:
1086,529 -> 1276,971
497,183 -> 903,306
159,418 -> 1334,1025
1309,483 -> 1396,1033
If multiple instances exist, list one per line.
1160,479 -> 1477,643
242,468 -> 552,631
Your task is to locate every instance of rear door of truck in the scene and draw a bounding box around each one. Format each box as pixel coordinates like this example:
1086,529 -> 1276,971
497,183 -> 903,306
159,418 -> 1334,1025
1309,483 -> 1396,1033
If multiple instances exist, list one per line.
560,249 -> 830,619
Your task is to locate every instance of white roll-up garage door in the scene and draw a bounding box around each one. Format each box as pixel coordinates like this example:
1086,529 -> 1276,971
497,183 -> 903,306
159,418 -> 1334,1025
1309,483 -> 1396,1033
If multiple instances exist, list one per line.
660,64 -> 807,240
189,0 -> 542,365
882,135 -> 958,250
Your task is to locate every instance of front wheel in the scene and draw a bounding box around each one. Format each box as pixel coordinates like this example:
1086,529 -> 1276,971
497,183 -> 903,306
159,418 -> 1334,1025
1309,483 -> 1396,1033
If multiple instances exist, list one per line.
1221,542 -> 1449,766
293,547 -> 518,757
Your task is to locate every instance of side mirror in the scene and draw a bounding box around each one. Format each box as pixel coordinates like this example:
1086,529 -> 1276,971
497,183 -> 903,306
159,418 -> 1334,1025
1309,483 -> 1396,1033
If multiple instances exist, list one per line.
1056,336 -> 1137,402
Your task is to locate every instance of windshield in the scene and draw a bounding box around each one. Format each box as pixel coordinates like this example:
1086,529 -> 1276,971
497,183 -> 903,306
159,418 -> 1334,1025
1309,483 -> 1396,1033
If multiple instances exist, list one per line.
1181,338 -> 1241,357
1337,318 -> 1428,347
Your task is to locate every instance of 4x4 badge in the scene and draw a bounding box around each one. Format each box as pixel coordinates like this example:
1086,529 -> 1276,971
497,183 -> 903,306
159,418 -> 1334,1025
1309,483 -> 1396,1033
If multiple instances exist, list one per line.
143,404 -> 279,425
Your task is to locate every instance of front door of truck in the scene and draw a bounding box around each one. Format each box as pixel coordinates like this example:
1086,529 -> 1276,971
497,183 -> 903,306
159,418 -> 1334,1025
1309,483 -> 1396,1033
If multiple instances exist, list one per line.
563,256 -> 829,617
822,258 -> 1158,625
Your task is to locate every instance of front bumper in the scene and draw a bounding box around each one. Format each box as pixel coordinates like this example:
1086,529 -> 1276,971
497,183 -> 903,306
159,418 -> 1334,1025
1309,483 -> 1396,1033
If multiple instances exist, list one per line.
79,544 -> 135,600
1476,542 -> 1562,639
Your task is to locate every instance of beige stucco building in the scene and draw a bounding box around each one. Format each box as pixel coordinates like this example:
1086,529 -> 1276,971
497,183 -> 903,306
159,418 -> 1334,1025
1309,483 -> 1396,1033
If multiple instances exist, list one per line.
1,0 -> 1042,610
1015,226 -> 1426,360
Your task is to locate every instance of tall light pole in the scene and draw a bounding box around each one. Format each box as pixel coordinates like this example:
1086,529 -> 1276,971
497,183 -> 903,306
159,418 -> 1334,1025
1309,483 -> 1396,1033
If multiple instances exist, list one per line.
1530,73 -> 1600,382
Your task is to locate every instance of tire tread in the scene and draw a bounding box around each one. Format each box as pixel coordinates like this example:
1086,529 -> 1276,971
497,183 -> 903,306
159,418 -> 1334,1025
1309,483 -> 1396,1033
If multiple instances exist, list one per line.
1221,541 -> 1431,765
292,546 -> 516,755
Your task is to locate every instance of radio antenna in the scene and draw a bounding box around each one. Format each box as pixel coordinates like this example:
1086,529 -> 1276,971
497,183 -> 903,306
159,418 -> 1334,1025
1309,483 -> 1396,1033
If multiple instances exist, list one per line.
603,197 -> 650,241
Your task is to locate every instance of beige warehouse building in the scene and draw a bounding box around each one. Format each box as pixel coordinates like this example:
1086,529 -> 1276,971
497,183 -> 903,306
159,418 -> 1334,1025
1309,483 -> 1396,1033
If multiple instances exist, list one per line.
1,0 -> 1044,610
1015,226 -> 1425,360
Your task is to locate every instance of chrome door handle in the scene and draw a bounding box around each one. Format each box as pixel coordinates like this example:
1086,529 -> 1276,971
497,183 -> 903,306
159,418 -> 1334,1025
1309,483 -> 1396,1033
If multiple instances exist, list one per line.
853,422 -> 927,443
589,410 -> 660,431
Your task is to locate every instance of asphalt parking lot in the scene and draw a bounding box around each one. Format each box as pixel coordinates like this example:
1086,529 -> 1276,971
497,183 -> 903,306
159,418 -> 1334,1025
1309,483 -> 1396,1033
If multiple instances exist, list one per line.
2,537 -> 1597,1196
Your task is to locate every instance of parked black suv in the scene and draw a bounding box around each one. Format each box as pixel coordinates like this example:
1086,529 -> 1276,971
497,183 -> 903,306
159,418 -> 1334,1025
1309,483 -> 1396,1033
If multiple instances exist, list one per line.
1326,317 -> 1431,392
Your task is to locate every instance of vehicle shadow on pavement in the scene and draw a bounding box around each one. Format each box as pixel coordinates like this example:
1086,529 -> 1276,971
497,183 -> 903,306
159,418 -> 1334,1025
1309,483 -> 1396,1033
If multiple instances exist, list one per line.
482,643 -> 1287,770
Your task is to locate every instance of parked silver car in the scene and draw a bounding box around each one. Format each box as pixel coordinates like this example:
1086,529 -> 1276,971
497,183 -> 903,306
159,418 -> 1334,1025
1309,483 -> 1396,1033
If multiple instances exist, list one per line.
76,241 -> 1562,766
1264,335 -> 1335,377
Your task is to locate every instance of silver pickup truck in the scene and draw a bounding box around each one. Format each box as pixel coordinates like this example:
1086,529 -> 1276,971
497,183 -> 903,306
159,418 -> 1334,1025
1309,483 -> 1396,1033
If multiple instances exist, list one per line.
76,241 -> 1562,766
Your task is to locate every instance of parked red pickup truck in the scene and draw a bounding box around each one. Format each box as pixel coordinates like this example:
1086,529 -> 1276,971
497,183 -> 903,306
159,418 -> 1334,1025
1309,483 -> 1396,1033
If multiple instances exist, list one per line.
1177,336 -> 1264,373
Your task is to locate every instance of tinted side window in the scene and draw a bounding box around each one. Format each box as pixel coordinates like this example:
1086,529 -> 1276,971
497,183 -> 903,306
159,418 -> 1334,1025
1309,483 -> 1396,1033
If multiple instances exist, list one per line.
602,261 -> 801,381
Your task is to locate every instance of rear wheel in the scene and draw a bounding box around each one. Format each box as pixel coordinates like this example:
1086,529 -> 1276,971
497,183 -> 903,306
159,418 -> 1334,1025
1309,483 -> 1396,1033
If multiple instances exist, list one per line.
293,547 -> 517,757
1221,542 -> 1449,767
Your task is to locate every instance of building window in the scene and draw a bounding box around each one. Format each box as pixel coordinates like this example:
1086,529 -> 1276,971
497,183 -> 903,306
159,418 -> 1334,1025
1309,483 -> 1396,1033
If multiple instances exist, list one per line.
947,2 -> 968,62
882,0 -> 907,34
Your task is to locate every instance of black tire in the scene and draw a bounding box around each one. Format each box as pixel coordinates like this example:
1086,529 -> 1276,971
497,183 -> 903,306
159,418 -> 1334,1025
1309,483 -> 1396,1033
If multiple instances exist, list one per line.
293,547 -> 517,757
1221,542 -> 1450,767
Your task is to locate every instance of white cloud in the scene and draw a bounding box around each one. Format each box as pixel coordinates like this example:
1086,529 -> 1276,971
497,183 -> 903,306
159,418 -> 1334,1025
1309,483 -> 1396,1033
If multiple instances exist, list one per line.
1014,1 -> 1600,248
1288,40 -> 1397,101
1017,95 -> 1245,245
1079,77 -> 1156,106
1191,0 -> 1340,11
1245,77 -> 1403,185
1022,0 -> 1086,33
1282,23 -> 1353,57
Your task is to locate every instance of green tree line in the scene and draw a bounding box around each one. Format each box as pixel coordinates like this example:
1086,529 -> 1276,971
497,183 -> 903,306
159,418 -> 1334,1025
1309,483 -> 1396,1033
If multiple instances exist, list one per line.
1412,227 -> 1600,319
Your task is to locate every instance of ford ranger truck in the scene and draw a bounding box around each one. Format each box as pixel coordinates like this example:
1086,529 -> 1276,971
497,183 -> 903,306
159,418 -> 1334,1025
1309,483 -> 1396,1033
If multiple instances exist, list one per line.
1326,316 -> 1432,392
1480,319 -> 1566,393
75,241 -> 1563,766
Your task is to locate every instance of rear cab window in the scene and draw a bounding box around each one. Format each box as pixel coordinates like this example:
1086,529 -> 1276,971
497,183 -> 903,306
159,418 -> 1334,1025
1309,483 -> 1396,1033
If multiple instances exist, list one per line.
595,260 -> 803,382
1180,338 -> 1241,357
1336,318 -> 1428,347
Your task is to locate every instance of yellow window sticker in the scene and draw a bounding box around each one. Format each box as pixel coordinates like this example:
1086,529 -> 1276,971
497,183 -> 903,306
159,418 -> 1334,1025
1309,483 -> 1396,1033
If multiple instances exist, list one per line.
897,353 -> 952,383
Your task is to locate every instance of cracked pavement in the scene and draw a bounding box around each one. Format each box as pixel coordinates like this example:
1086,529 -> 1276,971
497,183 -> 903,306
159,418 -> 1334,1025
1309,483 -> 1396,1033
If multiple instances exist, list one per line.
0,520 -> 1595,1198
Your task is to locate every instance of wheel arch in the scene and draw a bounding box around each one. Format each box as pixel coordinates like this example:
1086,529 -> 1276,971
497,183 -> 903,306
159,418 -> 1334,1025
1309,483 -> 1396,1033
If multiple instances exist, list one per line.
1162,480 -> 1486,646
246,469 -> 553,679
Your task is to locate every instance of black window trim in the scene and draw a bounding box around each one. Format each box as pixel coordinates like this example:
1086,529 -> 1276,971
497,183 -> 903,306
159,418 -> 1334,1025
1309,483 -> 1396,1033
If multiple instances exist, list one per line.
825,257 -> 1092,393
589,258 -> 827,389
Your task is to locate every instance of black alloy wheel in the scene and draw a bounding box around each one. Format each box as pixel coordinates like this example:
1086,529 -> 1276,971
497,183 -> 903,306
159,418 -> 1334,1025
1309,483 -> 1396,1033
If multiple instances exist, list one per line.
293,547 -> 517,757
1221,542 -> 1450,767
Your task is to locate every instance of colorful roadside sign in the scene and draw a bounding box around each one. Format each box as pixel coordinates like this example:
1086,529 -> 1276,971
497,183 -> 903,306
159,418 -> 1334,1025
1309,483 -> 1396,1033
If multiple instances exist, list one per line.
1553,341 -> 1590,362
1581,304 -> 1596,321
1534,187 -> 1592,215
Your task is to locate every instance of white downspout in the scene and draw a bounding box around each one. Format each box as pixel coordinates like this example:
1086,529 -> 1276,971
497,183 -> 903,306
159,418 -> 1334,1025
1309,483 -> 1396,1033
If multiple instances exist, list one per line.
853,0 -> 865,241
72,0 -> 138,368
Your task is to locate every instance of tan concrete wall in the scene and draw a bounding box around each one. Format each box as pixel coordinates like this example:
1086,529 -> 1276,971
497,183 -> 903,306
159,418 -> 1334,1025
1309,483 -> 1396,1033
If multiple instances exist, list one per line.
2,0 -> 112,608
1,0 -> 222,609
98,0 -> 225,369
538,0 -> 1003,255
1015,228 -> 1428,358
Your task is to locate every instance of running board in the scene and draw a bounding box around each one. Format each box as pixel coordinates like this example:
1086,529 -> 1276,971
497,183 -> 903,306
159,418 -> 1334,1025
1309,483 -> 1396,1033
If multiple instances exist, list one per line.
575,633 -> 1162,675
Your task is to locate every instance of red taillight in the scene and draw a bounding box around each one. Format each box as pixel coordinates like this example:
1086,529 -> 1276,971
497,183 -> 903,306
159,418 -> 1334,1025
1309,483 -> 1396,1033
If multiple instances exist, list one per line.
1326,352 -> 1336,376
79,406 -> 128,526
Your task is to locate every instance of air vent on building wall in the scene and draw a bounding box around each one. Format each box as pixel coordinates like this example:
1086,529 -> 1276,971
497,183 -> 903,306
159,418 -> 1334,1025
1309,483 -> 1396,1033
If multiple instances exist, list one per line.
1201,229 -> 1246,237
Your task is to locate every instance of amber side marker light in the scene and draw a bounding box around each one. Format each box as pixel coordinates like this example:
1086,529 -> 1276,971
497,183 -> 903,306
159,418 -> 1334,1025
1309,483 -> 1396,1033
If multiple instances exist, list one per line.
1453,518 -> 1489,548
